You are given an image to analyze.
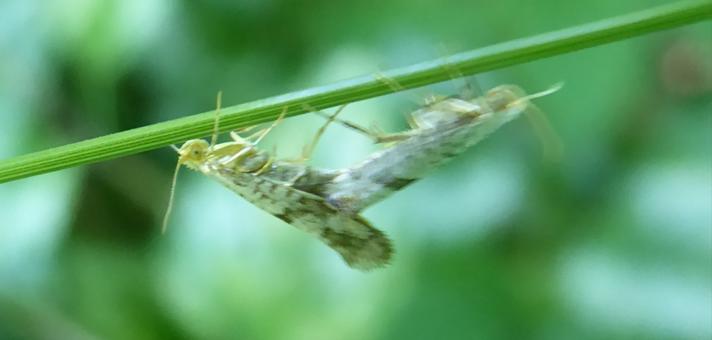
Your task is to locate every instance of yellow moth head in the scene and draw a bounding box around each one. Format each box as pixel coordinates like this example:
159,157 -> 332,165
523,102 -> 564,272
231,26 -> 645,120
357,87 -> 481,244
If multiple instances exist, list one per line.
161,138 -> 211,234
177,139 -> 210,169
163,91 -> 225,234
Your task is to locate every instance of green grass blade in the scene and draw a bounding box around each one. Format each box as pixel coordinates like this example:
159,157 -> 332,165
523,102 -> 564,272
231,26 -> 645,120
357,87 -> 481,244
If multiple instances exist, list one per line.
0,0 -> 710,183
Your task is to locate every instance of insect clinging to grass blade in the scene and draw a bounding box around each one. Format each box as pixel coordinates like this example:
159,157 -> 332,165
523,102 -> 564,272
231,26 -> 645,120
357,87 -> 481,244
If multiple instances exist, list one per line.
162,93 -> 392,270
308,81 -> 563,215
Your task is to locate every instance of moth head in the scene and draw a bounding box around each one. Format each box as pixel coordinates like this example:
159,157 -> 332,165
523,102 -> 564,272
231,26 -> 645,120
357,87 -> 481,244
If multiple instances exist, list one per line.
484,83 -> 563,121
162,91 -> 224,235
487,83 -> 565,162
485,85 -> 528,114
487,83 -> 563,112
177,139 -> 210,169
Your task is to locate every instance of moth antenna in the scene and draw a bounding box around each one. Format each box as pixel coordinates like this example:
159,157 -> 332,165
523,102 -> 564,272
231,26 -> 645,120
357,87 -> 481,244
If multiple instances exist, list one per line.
491,83 -> 564,162
525,104 -> 563,163
518,84 -> 565,163
210,91 -> 223,147
301,104 -> 347,161
253,106 -> 288,145
510,82 -> 564,108
170,144 -> 180,152
161,161 -> 183,234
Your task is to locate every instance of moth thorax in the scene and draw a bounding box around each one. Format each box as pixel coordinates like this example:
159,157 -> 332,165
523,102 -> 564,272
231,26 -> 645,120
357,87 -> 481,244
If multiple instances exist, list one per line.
485,85 -> 527,112
231,148 -> 271,173
409,106 -> 445,129
414,98 -> 478,129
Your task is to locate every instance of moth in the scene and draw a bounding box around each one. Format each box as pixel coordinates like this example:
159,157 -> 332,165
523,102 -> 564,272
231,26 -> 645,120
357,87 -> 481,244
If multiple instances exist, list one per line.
305,83 -> 563,215
162,94 -> 392,270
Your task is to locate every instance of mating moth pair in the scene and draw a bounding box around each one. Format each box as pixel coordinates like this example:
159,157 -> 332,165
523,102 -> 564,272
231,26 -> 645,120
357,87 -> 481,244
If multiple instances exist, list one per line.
163,80 -> 562,270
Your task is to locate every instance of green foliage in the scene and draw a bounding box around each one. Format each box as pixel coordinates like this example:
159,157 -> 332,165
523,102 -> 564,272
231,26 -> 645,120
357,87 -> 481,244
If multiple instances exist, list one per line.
1,1 -> 710,339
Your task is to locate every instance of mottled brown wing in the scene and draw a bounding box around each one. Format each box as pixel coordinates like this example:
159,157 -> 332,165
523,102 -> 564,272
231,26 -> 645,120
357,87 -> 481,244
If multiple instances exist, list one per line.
319,214 -> 393,270
212,166 -> 393,270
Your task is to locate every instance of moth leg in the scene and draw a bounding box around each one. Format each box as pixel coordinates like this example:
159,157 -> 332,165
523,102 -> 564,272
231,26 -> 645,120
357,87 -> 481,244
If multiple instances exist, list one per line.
376,72 -> 473,140
402,109 -> 434,130
431,44 -> 488,101
374,72 -> 405,92
283,166 -> 309,186
305,104 -> 409,144
209,91 -> 224,147
375,70 -> 467,106
252,106 -> 288,145
311,109 -> 377,139
374,71 -> 464,135
437,58 -> 477,101
227,107 -> 288,144
296,104 -> 348,162
233,124 -> 262,135
231,128 -> 267,143
373,72 -> 429,106
253,157 -> 273,175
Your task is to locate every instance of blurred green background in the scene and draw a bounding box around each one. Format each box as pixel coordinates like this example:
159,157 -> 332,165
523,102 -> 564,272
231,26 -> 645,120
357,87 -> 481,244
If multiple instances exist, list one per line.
1,1 -> 710,339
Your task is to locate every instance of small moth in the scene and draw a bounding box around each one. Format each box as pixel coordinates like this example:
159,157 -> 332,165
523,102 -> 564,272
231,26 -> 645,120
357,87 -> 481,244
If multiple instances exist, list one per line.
307,83 -> 563,214
163,94 -> 392,270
